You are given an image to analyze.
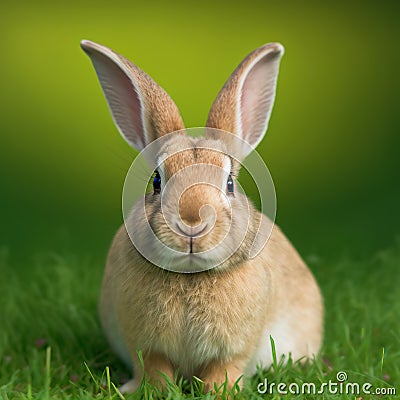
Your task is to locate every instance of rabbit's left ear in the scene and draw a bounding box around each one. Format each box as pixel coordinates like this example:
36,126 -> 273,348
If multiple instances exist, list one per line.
206,43 -> 284,159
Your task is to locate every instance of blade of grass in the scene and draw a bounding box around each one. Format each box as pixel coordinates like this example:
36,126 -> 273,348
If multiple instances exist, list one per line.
111,382 -> 126,400
44,347 -> 51,399
270,335 -> 277,369
106,366 -> 111,400
84,361 -> 100,391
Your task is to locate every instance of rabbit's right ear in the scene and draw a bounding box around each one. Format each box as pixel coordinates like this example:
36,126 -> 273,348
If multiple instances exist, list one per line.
81,40 -> 184,151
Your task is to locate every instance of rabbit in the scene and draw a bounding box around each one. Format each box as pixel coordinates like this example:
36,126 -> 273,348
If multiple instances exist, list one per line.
81,40 -> 323,394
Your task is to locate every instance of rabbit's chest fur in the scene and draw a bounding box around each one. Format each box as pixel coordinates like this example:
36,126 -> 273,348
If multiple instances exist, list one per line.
118,261 -> 270,376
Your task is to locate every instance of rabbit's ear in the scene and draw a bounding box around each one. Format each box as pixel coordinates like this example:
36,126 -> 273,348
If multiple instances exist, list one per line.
206,43 -> 284,158
81,40 -> 184,151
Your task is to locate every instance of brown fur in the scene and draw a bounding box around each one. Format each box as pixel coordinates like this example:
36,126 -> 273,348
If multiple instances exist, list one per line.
81,40 -> 323,395
100,218 -> 322,390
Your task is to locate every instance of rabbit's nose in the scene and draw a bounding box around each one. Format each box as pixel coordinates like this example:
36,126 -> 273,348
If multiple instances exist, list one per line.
175,221 -> 209,238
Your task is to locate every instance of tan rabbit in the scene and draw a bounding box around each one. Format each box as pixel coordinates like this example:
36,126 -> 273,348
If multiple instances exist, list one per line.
81,40 -> 323,394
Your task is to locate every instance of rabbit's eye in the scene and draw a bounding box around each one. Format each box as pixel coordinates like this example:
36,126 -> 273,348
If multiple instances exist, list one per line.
227,174 -> 234,194
153,171 -> 161,194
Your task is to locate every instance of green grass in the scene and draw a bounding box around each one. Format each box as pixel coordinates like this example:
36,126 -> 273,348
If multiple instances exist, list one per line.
0,242 -> 399,399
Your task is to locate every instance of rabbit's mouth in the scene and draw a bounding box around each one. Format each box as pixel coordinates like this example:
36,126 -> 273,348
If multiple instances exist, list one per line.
159,233 -> 216,257
157,227 -> 237,271
164,223 -> 227,256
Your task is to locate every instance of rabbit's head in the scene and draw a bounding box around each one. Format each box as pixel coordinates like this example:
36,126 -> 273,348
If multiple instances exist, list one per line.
81,40 -> 284,272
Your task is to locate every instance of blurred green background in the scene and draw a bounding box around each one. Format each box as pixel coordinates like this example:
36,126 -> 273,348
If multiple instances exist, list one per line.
1,1 -> 399,263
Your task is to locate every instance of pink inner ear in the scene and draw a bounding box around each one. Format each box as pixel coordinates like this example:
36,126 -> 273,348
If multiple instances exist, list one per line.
89,51 -> 147,150
240,56 -> 278,148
